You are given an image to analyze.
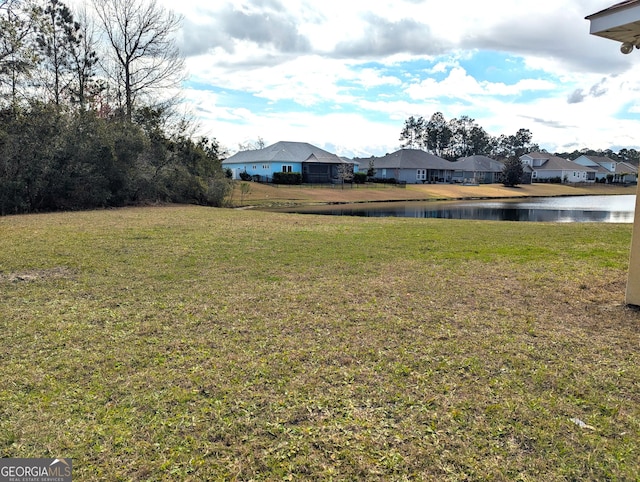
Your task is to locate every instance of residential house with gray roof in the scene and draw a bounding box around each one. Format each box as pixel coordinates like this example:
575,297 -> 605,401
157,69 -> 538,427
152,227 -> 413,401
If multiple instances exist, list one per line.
222,141 -> 355,183
520,152 -> 597,183
360,149 -> 454,184
573,154 -> 638,183
452,155 -> 504,184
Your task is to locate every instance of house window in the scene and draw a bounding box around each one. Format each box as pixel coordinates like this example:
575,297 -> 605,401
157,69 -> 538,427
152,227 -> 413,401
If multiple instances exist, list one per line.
263,164 -> 269,169
416,169 -> 426,181
532,171 -> 537,178
252,165 -> 257,170
282,165 -> 292,173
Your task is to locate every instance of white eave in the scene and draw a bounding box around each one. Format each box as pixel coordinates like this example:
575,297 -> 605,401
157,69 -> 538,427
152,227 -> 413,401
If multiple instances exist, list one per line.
586,0 -> 640,43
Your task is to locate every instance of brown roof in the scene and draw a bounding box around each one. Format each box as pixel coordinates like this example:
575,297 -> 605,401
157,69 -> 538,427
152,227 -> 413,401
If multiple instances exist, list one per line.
616,162 -> 639,174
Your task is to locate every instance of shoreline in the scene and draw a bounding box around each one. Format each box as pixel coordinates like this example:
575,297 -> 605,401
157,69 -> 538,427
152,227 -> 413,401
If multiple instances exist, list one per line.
236,182 -> 637,208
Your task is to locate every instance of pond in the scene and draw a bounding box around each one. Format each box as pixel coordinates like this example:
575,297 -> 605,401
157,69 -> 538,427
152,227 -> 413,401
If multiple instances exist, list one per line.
267,195 -> 637,223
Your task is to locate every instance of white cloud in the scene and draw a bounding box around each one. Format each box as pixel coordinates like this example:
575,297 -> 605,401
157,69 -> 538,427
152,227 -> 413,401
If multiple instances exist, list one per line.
164,0 -> 640,157
406,67 -> 483,100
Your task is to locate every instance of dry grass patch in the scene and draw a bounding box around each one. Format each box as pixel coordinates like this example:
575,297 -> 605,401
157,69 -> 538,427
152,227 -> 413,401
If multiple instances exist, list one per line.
235,181 -> 633,207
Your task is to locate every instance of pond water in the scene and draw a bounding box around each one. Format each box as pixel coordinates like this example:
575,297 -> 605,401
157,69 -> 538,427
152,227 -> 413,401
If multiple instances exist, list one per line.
268,195 -> 637,223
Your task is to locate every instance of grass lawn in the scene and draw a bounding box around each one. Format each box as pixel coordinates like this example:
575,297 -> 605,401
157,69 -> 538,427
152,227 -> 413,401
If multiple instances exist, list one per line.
0,205 -> 638,480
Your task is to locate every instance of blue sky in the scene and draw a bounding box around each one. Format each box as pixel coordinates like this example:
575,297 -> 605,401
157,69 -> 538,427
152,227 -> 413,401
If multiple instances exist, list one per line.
163,0 -> 640,157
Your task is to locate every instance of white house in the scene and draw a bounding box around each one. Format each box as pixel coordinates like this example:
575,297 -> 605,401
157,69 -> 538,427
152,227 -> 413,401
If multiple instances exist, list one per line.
520,152 -> 596,183
573,154 -> 638,183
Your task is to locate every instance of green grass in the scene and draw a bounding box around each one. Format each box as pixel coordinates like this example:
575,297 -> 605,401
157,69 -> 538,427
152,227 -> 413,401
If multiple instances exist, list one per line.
0,206 -> 638,480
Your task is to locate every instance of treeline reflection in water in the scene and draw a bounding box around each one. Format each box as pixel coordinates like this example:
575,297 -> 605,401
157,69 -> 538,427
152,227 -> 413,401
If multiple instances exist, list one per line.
270,195 -> 636,223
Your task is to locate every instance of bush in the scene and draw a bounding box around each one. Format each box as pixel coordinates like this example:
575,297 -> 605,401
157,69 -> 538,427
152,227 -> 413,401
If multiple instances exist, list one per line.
239,170 -> 252,181
353,172 -> 367,184
534,176 -> 562,184
272,172 -> 302,185
371,177 -> 397,184
205,177 -> 232,207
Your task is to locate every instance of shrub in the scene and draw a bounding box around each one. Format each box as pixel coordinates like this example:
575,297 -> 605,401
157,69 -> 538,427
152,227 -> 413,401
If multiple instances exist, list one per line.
371,177 -> 397,184
239,170 -> 252,181
205,177 -> 232,207
353,172 -> 367,184
534,176 -> 562,184
272,172 -> 302,185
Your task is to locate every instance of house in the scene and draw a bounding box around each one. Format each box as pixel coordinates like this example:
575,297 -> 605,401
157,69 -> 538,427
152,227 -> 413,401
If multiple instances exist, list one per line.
520,152 -> 597,183
452,155 -> 504,184
360,149 -> 454,184
222,141 -> 356,183
573,154 -> 638,183
615,162 -> 638,183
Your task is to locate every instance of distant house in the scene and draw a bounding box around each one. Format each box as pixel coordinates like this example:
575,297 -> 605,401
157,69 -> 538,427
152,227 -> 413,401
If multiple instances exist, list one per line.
360,149 -> 453,184
452,155 -> 504,184
520,152 -> 597,183
573,154 -> 638,183
222,141 -> 356,183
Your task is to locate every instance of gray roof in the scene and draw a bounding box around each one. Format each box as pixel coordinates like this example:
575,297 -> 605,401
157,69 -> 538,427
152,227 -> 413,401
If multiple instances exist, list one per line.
366,149 -> 452,170
577,155 -> 638,175
545,157 -> 596,172
581,155 -> 616,165
616,161 -> 638,174
524,151 -> 553,160
523,152 -> 597,172
453,155 -> 503,173
223,141 -> 348,165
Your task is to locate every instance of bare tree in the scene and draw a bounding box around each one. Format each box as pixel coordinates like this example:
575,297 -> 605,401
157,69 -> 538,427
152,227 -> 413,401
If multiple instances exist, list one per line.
238,136 -> 266,151
92,0 -> 184,121
336,162 -> 354,188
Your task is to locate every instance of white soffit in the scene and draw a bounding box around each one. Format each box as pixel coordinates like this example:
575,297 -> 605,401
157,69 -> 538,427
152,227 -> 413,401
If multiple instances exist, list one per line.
587,1 -> 640,43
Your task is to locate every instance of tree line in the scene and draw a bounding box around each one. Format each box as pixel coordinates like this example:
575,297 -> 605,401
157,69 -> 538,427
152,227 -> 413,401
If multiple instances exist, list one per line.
399,112 -> 640,166
0,0 -> 230,215
399,112 -> 539,161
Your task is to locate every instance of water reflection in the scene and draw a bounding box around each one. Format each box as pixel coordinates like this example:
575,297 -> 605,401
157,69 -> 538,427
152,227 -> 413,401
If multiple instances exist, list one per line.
270,195 -> 636,223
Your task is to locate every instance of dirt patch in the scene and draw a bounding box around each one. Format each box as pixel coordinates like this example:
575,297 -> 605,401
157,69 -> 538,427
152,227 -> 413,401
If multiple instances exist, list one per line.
0,266 -> 76,283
